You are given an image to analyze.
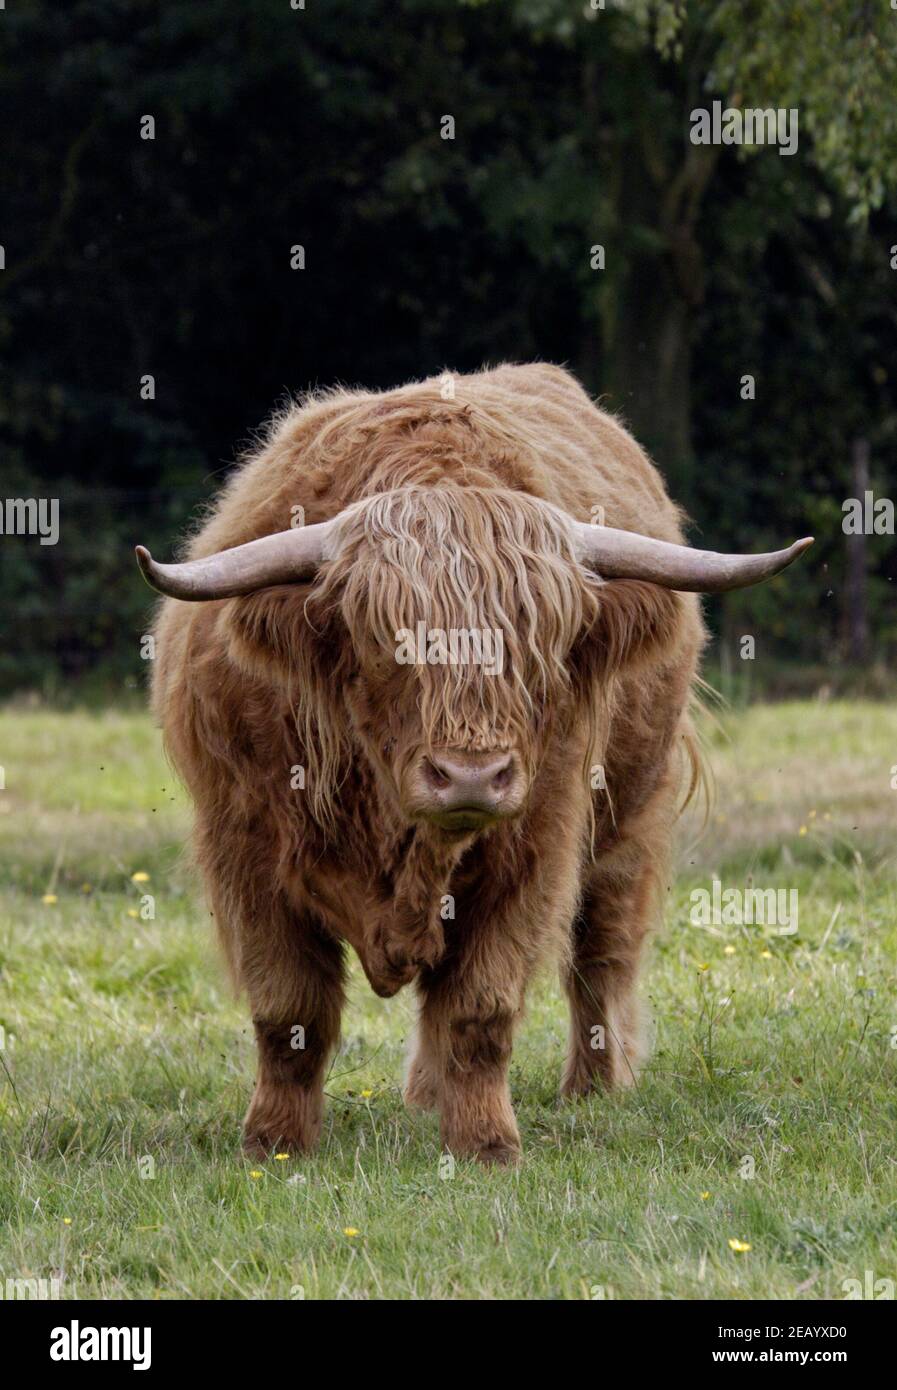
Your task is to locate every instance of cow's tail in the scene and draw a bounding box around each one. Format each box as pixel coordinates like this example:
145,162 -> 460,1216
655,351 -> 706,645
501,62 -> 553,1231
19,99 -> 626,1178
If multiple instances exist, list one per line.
678,677 -> 717,829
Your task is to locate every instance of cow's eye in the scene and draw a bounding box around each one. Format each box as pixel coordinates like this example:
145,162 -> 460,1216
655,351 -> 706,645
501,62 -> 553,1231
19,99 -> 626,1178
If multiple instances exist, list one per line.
367,653 -> 395,680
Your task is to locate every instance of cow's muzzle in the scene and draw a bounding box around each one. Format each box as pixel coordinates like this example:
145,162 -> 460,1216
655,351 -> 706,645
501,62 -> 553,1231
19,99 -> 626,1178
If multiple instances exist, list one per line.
407,749 -> 527,830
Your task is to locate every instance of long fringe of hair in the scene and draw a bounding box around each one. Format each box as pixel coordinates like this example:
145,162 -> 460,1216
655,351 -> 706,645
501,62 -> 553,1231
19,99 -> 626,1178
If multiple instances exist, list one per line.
294,485 -> 606,830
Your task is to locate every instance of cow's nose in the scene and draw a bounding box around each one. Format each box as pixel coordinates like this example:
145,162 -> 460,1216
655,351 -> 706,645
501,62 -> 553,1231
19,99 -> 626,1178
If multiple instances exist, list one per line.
421,751 -> 519,814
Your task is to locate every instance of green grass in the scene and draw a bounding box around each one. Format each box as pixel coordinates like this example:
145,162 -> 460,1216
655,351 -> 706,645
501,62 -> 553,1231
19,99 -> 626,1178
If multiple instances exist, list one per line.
1,701 -> 896,1300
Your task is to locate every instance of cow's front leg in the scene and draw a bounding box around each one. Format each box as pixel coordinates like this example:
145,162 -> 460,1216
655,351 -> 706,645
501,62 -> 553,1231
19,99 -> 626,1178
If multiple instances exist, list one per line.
405,823 -> 579,1162
217,879 -> 344,1154
245,945 -> 343,1158
410,924 -> 529,1165
413,983 -> 523,1164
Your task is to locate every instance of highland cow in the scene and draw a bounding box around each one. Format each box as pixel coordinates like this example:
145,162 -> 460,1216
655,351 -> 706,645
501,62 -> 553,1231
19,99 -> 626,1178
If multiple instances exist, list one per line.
138,363 -> 811,1164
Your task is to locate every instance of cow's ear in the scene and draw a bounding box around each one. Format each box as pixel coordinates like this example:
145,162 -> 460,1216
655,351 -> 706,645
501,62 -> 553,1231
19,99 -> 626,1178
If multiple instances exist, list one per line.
579,579 -> 685,678
222,584 -> 351,689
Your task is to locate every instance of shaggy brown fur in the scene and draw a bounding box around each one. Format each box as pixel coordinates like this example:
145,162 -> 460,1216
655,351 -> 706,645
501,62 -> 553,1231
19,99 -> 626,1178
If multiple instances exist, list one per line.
151,363 -> 705,1163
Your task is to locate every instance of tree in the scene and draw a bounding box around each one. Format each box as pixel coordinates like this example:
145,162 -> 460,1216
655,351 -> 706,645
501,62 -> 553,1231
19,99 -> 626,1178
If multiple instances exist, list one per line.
490,0 -> 897,485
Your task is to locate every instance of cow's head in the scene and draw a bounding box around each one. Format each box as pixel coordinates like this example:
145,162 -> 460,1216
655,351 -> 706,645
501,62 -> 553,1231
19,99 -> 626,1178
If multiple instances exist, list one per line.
137,487 -> 811,834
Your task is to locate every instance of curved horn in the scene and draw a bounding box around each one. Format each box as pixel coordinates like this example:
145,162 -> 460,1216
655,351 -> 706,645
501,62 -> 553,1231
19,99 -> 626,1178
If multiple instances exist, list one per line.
572,524 -> 813,593
135,519 -> 338,600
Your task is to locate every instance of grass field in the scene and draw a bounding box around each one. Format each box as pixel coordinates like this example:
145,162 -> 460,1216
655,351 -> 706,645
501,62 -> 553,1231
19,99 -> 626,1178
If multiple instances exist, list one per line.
0,701 -> 895,1300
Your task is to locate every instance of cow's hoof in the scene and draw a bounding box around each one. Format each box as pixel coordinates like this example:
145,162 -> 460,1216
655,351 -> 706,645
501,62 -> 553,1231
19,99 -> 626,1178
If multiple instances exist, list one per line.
444,1127 -> 522,1166
560,1055 -> 639,1099
242,1129 -> 313,1158
243,1083 -> 321,1156
474,1139 -> 521,1167
559,1073 -> 600,1101
242,1133 -> 275,1160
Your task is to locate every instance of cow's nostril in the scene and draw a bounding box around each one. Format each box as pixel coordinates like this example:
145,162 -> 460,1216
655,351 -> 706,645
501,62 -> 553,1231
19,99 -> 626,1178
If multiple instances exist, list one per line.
423,759 -> 452,790
490,762 -> 515,791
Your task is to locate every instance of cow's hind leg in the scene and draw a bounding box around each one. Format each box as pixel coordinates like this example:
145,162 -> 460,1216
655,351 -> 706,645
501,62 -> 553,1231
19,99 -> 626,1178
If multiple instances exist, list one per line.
403,1013 -> 442,1112
561,856 -> 656,1099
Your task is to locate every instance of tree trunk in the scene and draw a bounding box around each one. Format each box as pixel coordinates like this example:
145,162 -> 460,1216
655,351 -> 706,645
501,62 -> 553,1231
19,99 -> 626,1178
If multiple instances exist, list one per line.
605,262 -> 694,493
846,437 -> 870,666
599,124 -> 720,505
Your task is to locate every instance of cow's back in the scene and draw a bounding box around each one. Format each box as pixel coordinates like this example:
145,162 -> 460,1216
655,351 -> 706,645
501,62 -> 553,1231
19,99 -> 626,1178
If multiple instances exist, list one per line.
178,363 -> 687,564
